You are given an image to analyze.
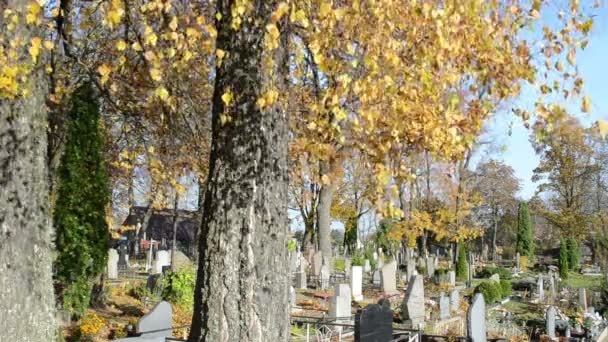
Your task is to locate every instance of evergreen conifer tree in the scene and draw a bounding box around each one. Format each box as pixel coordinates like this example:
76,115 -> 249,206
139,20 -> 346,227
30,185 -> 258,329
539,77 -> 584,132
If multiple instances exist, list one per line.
54,83 -> 110,317
516,202 -> 534,259
566,238 -> 579,271
559,238 -> 569,279
456,244 -> 468,280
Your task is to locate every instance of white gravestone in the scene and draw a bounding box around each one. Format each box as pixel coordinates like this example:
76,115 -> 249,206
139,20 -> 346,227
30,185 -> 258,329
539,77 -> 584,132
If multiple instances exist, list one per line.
153,250 -> 170,274
107,248 -> 119,279
401,275 -> 425,329
467,293 -> 487,342
351,265 -> 363,301
439,293 -> 450,320
320,264 -> 330,290
381,261 -> 398,295
450,289 -> 460,312
546,306 -> 556,340
330,284 -> 352,321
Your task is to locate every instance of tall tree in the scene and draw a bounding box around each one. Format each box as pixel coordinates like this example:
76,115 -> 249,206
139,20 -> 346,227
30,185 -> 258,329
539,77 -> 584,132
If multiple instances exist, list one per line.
516,202 -> 534,259
54,83 -> 110,317
533,114 -> 597,240
472,160 -> 520,259
189,1 -> 289,341
0,1 -> 55,340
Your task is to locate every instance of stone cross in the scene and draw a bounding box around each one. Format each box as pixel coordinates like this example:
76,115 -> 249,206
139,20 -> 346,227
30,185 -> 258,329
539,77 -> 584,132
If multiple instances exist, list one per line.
107,248 -> 119,279
546,306 -> 556,339
467,293 -> 487,342
381,261 -> 398,295
351,265 -> 363,301
401,275 -> 425,329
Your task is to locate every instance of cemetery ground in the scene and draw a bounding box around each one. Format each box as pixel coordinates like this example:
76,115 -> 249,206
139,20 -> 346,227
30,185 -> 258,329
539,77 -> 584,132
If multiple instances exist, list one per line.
72,247 -> 608,341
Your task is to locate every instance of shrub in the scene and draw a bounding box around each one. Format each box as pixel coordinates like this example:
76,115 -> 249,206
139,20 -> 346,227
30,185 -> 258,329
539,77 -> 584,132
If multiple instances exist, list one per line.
519,255 -> 529,271
566,238 -> 579,271
334,258 -> 345,272
129,283 -> 152,301
162,268 -> 196,311
364,248 -> 377,270
62,278 -> 93,319
499,280 -> 512,298
477,266 -> 512,281
351,253 -> 365,266
475,281 -> 501,304
456,244 -> 468,281
516,201 -> 534,259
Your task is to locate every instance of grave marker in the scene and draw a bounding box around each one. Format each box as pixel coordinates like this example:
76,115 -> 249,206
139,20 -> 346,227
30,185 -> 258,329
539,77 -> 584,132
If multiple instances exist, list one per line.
439,293 -> 450,320
579,288 -> 587,312
136,301 -> 172,338
351,265 -> 363,301
546,306 -> 556,340
381,261 -> 398,295
355,299 -> 393,342
401,274 -> 425,329
537,276 -> 544,301
107,248 -> 119,279
467,293 -> 487,342
320,264 -> 330,290
450,289 -> 460,312
330,284 -> 351,321
313,251 -> 323,276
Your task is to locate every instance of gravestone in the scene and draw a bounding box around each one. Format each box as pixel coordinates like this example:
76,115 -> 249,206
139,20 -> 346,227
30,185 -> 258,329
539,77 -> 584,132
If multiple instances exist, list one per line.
467,293 -> 487,342
295,264 -> 307,289
537,276 -> 544,301
448,270 -> 456,286
289,252 -> 298,273
546,306 -> 556,339
153,250 -> 170,274
118,244 -> 129,270
330,284 -> 351,320
549,272 -> 556,300
313,251 -> 323,276
579,288 -> 587,312
489,274 -> 500,283
401,275 -> 425,329
407,259 -> 416,281
439,293 -> 450,320
290,286 -> 296,306
351,265 -> 363,301
364,259 -> 371,273
515,252 -> 520,270
320,264 -> 330,290
344,258 -> 351,276
426,256 -> 435,278
355,299 -> 393,342
372,270 -> 381,285
146,274 -> 161,293
450,289 -> 460,312
373,252 -> 378,261
107,248 -> 119,279
381,261 -> 398,294
136,301 -> 172,338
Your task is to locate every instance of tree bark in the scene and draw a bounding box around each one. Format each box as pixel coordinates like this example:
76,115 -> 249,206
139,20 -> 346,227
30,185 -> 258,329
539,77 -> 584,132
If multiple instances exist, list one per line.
317,160 -> 335,261
0,2 -> 56,339
189,2 -> 289,341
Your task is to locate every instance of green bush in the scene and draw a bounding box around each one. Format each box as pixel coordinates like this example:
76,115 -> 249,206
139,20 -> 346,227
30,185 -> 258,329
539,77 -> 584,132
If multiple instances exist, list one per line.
456,244 -> 467,281
62,277 -> 93,318
161,268 -> 196,311
334,258 -> 345,272
351,253 -> 365,266
477,266 -> 512,281
516,201 -> 534,259
499,280 -> 512,298
566,238 -> 579,271
475,281 -> 501,304
129,283 -> 152,301
364,248 -> 377,270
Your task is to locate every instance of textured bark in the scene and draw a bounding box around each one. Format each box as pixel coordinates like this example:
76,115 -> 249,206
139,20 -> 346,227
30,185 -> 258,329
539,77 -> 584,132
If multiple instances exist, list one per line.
0,1 -> 56,339
189,1 -> 289,341
317,160 -> 334,260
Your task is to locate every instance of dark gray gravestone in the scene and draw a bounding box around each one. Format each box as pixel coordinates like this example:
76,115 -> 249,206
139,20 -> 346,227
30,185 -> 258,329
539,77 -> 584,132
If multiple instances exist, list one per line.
118,244 -> 129,269
355,299 -> 393,342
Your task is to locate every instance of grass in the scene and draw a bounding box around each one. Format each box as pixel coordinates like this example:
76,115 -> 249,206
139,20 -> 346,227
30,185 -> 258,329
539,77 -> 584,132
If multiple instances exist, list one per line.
561,272 -> 604,290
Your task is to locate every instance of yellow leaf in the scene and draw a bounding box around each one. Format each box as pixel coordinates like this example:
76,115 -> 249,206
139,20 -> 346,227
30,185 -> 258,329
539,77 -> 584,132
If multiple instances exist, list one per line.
44,40 -> 54,50
116,40 -> 127,51
567,49 -> 576,65
155,86 -> 169,100
149,68 -> 162,81
26,3 -> 41,25
221,91 -> 233,106
216,13 -> 222,21
169,16 -> 178,31
132,42 -> 143,51
321,174 -> 330,185
272,2 -> 290,22
320,2 -> 332,18
97,64 -> 112,85
582,96 -> 591,113
598,120 -> 608,138
29,37 -> 41,62
216,49 -> 226,60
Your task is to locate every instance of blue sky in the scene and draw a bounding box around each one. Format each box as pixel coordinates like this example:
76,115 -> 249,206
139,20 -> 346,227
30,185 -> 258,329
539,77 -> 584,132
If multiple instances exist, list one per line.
473,7 -> 608,200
